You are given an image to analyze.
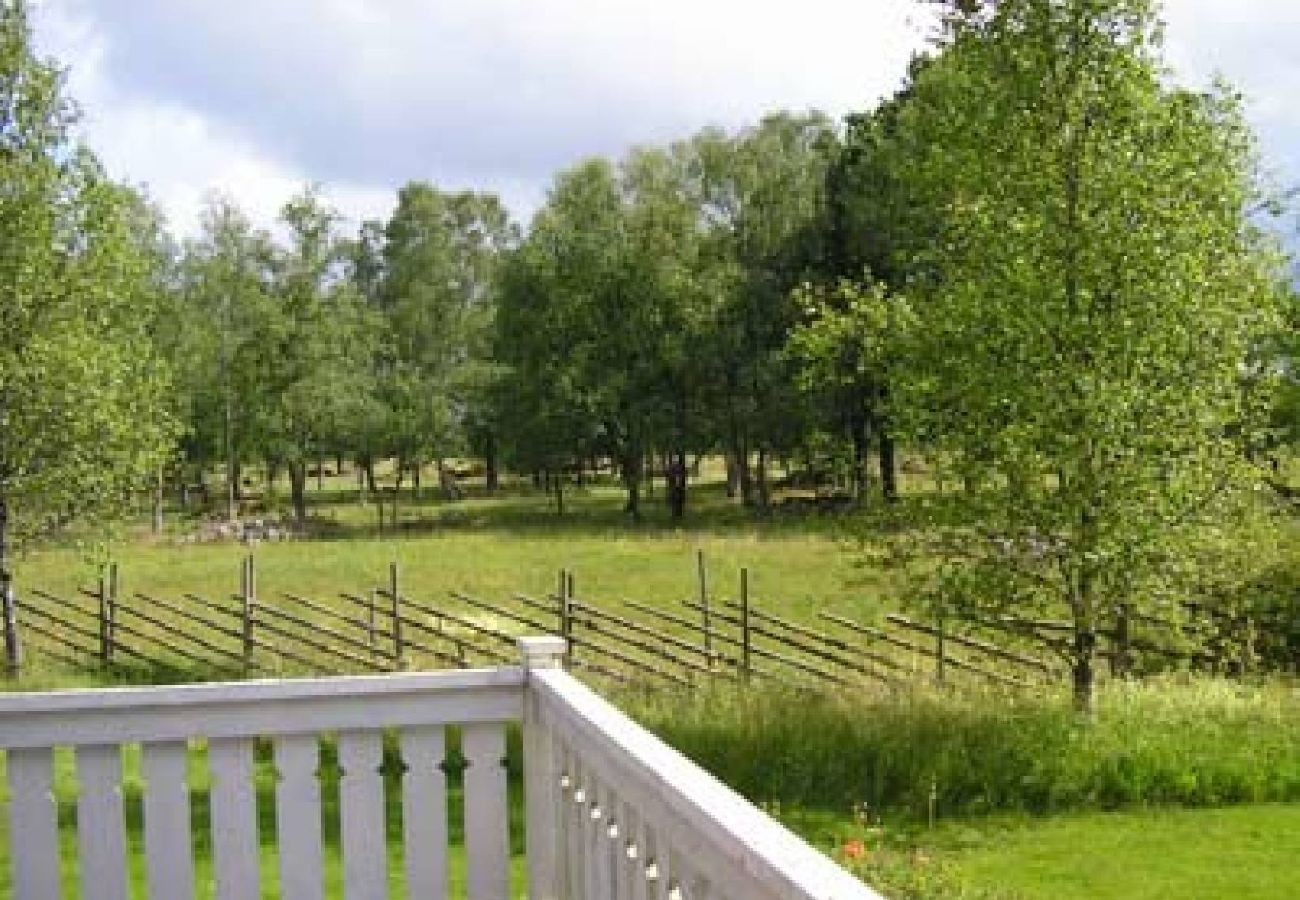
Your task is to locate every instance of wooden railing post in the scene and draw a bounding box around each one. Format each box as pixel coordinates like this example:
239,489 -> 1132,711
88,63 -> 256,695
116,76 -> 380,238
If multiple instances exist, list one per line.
390,562 -> 404,670
98,567 -> 114,667
740,567 -> 751,681
519,636 -> 566,900
558,569 -> 573,671
367,589 -> 377,660
2,575 -> 20,673
241,555 -> 255,675
698,549 -> 713,670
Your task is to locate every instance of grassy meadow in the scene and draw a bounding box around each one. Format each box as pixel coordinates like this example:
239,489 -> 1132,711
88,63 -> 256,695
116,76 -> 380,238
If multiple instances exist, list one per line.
4,461 -> 1298,899
14,467 -> 889,627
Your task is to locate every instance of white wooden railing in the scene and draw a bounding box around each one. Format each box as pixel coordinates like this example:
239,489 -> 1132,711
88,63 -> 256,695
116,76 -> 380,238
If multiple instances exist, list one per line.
0,636 -> 883,900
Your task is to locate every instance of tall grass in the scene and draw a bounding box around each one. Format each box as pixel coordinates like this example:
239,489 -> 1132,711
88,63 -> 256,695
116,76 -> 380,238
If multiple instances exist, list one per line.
622,676 -> 1300,817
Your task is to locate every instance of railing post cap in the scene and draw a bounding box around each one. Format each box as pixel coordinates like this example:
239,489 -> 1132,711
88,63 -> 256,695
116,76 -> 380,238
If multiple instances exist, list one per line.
518,635 -> 567,669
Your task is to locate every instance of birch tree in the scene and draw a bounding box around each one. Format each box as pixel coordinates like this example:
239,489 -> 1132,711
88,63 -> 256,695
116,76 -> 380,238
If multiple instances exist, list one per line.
896,0 -> 1284,710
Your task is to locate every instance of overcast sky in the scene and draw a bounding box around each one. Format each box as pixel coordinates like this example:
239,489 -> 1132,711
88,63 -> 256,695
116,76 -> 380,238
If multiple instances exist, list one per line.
28,0 -> 1300,241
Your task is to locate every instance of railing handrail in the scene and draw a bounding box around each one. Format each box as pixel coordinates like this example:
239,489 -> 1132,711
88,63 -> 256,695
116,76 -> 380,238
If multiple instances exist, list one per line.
0,667 -> 525,749
529,664 -> 885,900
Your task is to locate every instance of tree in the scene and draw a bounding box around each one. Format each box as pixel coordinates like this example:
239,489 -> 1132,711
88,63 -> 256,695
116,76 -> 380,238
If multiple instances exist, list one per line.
788,279 -> 914,501
174,197 -> 279,519
695,113 -> 839,507
494,160 -> 622,514
893,0 -> 1283,711
266,187 -> 376,526
0,1 -> 176,614
381,183 -> 516,497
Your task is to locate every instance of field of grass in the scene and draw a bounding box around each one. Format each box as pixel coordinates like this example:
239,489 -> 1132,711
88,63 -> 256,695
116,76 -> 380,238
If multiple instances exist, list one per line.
774,803 -> 1300,899
14,475 -> 888,629
5,462 -> 1299,899
944,804 -> 1300,900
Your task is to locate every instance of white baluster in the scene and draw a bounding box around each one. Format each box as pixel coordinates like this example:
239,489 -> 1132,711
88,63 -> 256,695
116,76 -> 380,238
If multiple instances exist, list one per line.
617,798 -> 644,900
76,744 -> 128,900
582,767 -> 600,900
400,725 -> 447,900
338,731 -> 387,899
568,754 -> 588,900
275,734 -> 323,900
556,743 -> 577,900
462,722 -> 510,900
209,737 -> 260,900
142,741 -> 196,900
7,747 -> 61,899
598,782 -> 622,900
642,820 -> 667,900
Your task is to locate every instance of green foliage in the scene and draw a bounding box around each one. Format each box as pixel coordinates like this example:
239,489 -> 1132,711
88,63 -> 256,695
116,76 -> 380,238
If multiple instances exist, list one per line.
381,183 -> 517,470
0,1 -> 177,554
884,0 -> 1287,706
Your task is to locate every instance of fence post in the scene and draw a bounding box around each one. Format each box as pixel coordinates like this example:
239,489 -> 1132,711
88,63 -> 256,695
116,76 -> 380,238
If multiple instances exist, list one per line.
698,549 -> 713,670
555,570 -> 570,671
389,561 -> 404,670
740,567 -> 751,681
241,555 -> 255,675
2,575 -> 20,673
367,589 -> 377,659
108,561 -> 119,664
98,567 -> 113,667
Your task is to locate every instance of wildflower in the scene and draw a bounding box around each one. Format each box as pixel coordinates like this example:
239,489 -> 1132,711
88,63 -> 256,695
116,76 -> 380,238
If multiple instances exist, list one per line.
842,838 -> 867,860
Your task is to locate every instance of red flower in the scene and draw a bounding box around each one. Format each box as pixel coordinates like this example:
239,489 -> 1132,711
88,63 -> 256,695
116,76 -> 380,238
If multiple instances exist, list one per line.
842,839 -> 867,860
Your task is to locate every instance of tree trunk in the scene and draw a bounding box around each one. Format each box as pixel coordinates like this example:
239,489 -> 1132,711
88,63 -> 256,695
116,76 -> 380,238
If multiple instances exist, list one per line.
755,447 -> 770,510
392,470 -> 404,528
738,450 -> 757,507
413,462 -> 421,500
622,446 -> 642,521
0,489 -> 19,672
316,451 -> 324,491
725,454 -> 740,499
1110,604 -> 1132,678
850,413 -> 871,500
152,465 -> 164,534
289,462 -> 307,528
667,450 -> 687,520
226,455 -> 237,522
1071,637 -> 1096,715
554,472 -> 564,516
878,424 -> 898,504
485,431 -> 499,493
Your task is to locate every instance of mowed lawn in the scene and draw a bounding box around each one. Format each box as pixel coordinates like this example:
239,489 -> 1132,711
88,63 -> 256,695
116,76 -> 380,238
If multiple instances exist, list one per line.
944,804 -> 1300,899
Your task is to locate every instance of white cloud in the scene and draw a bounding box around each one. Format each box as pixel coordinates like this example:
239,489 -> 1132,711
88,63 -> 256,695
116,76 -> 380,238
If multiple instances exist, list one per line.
27,0 -> 1300,240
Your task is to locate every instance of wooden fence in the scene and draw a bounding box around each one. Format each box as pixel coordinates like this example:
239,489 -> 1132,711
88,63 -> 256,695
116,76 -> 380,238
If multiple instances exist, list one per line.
0,554 -> 1256,691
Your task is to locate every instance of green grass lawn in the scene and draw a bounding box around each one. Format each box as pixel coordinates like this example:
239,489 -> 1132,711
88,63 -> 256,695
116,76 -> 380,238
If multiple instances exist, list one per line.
943,804 -> 1300,899
773,803 -> 1300,899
